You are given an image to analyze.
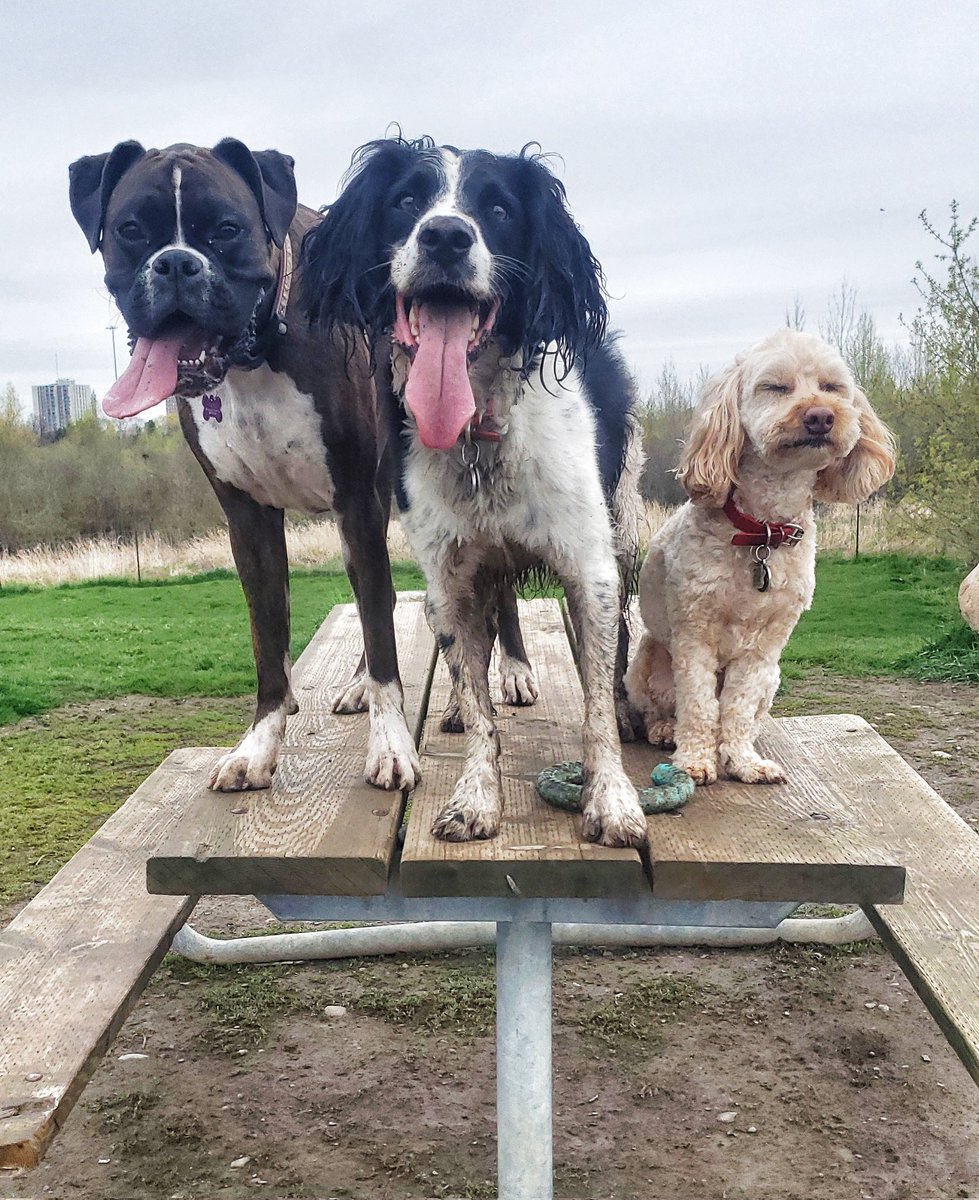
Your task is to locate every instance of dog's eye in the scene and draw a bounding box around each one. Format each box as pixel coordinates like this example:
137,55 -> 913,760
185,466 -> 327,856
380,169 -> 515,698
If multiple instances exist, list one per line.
117,221 -> 145,243
396,193 -> 417,213
762,382 -> 790,394
212,222 -> 241,242
820,381 -> 843,394
491,203 -> 509,222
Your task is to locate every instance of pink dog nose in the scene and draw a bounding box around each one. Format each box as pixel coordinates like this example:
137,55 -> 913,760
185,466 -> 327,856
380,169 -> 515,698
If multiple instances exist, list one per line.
803,406 -> 835,436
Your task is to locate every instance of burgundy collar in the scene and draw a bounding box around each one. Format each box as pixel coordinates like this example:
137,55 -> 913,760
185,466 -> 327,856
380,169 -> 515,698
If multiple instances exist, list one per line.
722,489 -> 805,548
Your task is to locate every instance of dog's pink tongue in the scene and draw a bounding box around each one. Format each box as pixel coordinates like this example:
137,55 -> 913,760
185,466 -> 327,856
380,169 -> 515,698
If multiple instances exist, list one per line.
102,335 -> 182,419
404,302 -> 475,450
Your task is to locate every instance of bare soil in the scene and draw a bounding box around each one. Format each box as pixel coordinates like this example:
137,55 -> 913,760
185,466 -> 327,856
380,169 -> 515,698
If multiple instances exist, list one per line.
4,675 -> 979,1200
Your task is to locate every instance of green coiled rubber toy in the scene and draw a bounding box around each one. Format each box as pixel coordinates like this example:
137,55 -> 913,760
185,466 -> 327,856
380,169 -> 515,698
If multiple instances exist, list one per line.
536,761 -> 694,814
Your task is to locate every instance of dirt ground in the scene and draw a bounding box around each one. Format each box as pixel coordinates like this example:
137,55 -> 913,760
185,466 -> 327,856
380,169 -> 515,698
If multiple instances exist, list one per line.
4,674 -> 979,1200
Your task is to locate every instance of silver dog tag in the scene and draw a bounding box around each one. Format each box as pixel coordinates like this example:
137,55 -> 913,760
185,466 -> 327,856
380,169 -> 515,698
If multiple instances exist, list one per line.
751,545 -> 772,592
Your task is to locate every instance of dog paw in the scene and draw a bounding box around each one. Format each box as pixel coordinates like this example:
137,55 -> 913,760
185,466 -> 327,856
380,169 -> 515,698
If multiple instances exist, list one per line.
431,772 -> 501,841
580,773 -> 648,848
672,752 -> 717,786
209,745 -> 276,791
646,720 -> 676,749
439,699 -> 465,734
723,751 -> 787,785
499,656 -> 539,706
331,670 -> 369,715
615,696 -> 645,743
365,723 -> 421,792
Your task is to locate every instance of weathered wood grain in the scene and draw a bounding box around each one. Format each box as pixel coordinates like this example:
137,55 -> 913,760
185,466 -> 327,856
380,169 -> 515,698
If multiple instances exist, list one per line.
0,748 -> 209,1168
776,714 -> 979,1087
147,598 -> 435,896
400,599 -> 647,898
625,718 -> 906,904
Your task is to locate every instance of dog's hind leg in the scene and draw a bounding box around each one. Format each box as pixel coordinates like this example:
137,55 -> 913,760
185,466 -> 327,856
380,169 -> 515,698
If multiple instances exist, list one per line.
497,579 -> 539,707
624,632 -> 676,747
338,498 -> 420,792
208,487 -> 297,791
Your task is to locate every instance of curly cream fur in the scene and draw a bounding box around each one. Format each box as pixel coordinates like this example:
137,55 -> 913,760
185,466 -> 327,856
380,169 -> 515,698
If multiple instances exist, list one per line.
625,329 -> 896,786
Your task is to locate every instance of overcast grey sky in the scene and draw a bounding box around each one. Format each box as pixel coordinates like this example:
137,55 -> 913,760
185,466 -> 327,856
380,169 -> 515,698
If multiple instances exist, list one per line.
2,0 -> 978,415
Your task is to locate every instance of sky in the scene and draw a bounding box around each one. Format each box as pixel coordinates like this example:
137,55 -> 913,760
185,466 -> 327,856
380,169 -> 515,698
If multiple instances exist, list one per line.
2,0 -> 979,417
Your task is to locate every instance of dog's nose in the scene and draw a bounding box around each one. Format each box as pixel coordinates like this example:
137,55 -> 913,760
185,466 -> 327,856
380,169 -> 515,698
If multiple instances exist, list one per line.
417,216 -> 475,266
152,248 -> 203,278
803,406 -> 835,436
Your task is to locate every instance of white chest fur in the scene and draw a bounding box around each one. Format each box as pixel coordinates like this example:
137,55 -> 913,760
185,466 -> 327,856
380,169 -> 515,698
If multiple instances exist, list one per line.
189,365 -> 335,513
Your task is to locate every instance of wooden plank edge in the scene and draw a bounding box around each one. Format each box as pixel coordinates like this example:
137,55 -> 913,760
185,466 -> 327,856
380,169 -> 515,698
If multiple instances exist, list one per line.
862,903 -> 979,1090
147,854 -> 389,897
0,896 -> 196,1170
652,860 -> 905,905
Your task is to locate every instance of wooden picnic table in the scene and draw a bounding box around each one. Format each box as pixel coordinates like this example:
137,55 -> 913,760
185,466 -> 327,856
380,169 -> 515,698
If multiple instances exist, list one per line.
3,594 -> 977,1200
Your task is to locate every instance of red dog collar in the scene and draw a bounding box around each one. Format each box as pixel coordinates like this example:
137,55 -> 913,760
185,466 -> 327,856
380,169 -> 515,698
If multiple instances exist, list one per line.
723,489 -> 805,548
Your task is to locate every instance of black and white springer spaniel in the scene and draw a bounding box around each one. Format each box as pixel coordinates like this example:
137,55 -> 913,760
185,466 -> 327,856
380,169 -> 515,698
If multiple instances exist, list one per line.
301,136 -> 647,849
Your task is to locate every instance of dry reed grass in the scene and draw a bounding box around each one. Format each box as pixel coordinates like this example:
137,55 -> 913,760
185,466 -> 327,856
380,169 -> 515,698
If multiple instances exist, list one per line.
0,500 -> 933,589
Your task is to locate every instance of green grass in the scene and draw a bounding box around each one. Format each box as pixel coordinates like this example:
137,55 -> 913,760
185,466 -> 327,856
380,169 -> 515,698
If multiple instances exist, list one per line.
783,553 -> 979,680
0,698 -> 251,904
0,563 -> 425,725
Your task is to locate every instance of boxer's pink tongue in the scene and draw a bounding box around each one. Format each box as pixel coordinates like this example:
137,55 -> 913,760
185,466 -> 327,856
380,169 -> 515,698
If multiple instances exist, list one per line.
102,334 -> 183,419
404,302 -> 476,450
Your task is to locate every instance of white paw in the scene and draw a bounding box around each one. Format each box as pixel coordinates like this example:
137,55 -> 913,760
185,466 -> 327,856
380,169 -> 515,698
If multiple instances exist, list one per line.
646,720 -> 676,749
209,727 -> 281,792
722,749 -> 786,784
365,720 -> 421,791
431,768 -> 501,841
331,670 -> 369,714
672,749 -> 718,786
499,656 -> 539,706
580,772 -> 648,848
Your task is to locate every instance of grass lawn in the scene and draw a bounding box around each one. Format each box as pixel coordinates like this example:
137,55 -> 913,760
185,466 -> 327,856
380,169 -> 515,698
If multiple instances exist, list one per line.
1,552 -> 976,906
0,563 -> 425,725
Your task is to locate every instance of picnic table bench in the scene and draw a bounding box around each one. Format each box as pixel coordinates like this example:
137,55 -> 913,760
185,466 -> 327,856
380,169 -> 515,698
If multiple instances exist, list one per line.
2,594 -> 978,1199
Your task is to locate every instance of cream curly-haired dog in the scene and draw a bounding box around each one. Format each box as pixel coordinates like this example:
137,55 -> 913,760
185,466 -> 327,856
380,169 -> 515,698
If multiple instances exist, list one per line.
625,329 -> 896,785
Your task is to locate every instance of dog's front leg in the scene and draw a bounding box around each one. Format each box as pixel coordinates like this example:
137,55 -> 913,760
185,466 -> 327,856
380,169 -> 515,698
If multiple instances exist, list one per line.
564,570 -> 647,849
426,575 -> 503,841
209,486 -> 297,791
337,498 -> 420,791
670,634 -> 722,785
717,654 -> 786,783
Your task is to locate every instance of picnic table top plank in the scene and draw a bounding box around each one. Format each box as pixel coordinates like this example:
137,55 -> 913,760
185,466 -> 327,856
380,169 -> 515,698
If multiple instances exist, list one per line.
630,716 -> 906,904
400,598 -> 648,898
0,749 -> 206,1169
778,713 -> 979,1087
146,598 -> 436,897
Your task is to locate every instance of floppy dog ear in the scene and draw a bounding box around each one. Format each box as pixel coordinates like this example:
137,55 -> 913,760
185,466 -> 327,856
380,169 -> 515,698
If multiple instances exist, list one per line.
815,388 -> 896,504
513,150 -> 608,372
69,141 -> 146,252
676,359 -> 746,506
300,139 -> 418,331
212,139 -> 297,248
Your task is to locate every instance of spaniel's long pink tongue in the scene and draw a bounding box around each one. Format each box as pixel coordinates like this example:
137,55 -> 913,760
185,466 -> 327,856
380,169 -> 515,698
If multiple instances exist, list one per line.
102,335 -> 182,419
404,302 -> 476,450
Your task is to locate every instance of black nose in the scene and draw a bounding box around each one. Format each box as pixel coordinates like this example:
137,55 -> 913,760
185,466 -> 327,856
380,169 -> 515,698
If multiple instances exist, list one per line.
417,216 -> 475,266
803,406 -> 835,436
152,248 -> 203,278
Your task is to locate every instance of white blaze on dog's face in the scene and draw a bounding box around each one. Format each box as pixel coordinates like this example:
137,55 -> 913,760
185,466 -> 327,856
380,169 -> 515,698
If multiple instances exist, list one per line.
738,331 -> 862,467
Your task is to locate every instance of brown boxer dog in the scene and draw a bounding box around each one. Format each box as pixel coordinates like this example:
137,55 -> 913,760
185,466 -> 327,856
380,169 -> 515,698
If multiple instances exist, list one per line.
69,139 -> 420,794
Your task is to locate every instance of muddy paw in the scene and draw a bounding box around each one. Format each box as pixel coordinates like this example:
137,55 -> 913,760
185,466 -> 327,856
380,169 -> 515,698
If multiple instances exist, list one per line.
646,720 -> 676,749
500,656 -> 539,706
331,671 -> 369,715
580,774 -> 648,848
365,740 -> 421,791
209,748 -> 276,792
724,754 -> 787,785
672,753 -> 717,786
439,700 -> 465,734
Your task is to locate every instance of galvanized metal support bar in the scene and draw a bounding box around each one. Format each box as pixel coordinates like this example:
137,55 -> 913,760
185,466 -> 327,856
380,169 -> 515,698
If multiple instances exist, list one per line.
496,920 -> 554,1200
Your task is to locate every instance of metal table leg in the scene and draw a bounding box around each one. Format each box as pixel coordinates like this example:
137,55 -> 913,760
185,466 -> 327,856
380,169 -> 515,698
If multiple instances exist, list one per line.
496,920 -> 554,1200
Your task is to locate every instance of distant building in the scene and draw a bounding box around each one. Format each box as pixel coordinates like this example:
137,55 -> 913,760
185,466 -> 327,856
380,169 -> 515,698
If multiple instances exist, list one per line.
31,378 -> 97,436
